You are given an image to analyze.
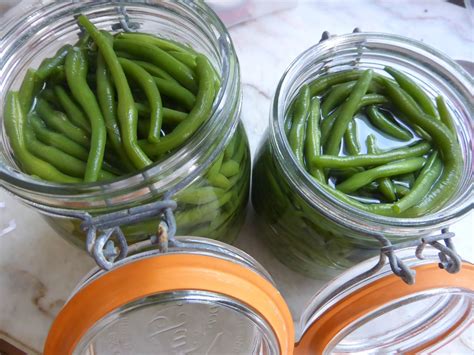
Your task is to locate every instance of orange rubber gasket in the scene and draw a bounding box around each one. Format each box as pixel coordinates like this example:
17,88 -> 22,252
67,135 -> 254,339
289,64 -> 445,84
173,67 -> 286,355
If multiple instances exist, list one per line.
44,254 -> 294,355
294,262 -> 474,355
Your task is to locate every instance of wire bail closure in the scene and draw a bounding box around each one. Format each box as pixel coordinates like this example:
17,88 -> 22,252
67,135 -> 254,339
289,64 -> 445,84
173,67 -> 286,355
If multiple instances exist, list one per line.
81,199 -> 177,270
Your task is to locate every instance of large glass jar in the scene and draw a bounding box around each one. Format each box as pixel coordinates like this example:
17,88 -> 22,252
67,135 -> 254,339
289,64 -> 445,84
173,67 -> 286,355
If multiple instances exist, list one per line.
0,1 -> 250,247
252,33 -> 473,279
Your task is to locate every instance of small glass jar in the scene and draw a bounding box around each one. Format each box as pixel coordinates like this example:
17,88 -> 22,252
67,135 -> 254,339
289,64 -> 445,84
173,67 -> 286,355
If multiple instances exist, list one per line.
44,237 -> 473,354
252,32 -> 473,279
0,1 -> 250,247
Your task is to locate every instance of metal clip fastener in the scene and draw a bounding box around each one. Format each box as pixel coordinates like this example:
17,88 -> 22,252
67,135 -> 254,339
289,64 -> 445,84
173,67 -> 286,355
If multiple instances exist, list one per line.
319,28 -> 361,43
376,229 -> 460,285
111,4 -> 140,32
82,199 -> 177,270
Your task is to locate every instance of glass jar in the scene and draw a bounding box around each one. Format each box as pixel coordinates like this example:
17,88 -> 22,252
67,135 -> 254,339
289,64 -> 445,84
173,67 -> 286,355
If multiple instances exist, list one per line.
252,32 -> 473,279
0,0 -> 250,247
43,237 -> 473,354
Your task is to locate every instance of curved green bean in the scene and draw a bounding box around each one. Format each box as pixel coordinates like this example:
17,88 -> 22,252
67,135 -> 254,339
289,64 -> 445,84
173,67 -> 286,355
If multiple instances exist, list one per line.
18,69 -> 41,114
152,77 -> 196,110
114,38 -> 197,92
65,47 -> 106,182
29,114 -> 89,161
138,54 -> 216,157
4,92 -> 80,183
344,120 -> 360,155
54,86 -> 91,133
289,85 -> 310,166
119,58 -> 163,143
325,69 -> 373,156
321,94 -> 387,146
305,97 -> 325,182
393,151 -> 442,214
78,15 -> 152,169
336,157 -> 426,193
35,98 -> 89,146
384,66 -> 439,119
367,105 -> 412,141
366,134 -> 397,201
436,96 -> 457,135
312,141 -> 431,169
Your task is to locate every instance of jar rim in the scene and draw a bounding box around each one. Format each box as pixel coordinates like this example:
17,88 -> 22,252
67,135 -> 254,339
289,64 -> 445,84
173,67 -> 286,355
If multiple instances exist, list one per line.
0,1 -> 240,203
270,32 -> 474,234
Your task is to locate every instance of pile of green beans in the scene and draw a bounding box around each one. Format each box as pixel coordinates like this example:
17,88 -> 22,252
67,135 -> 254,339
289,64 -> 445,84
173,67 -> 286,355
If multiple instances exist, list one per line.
288,67 -> 462,217
4,15 -> 250,244
253,68 -> 463,278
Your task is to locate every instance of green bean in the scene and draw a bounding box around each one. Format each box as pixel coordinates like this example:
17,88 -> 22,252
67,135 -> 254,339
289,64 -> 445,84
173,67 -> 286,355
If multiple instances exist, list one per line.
336,157 -> 426,193
152,77 -> 196,110
177,186 -> 225,205
18,69 -> 41,114
4,92 -> 80,183
312,141 -> 431,169
175,192 -> 232,229
436,96 -> 457,135
224,136 -> 237,160
39,88 -> 56,103
289,85 -> 310,166
133,60 -> 178,83
325,70 -> 373,156
384,66 -> 439,119
209,173 -> 231,190
382,78 -> 463,216
309,70 -> 364,96
394,183 -> 410,197
344,120 -> 360,155
321,81 -> 357,117
36,44 -> 72,80
115,32 -> 189,53
114,38 -> 197,92
24,127 -> 114,180
366,134 -> 396,201
78,15 -> 152,169
321,81 -> 380,117
366,106 -> 413,141
393,151 -> 442,214
220,160 -> 239,177
54,86 -> 91,133
29,114 -> 89,161
168,50 -> 197,68
35,98 -> 89,146
321,94 -> 387,146
119,58 -> 163,143
65,47 -> 107,182
304,97 -> 325,182
138,54 -> 216,157
96,47 -> 134,171
207,152 -> 225,180
136,103 -> 187,125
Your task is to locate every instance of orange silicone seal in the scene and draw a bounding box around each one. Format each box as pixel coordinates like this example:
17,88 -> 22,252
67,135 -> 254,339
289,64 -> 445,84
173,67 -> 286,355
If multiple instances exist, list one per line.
44,254 -> 295,355
294,262 -> 474,355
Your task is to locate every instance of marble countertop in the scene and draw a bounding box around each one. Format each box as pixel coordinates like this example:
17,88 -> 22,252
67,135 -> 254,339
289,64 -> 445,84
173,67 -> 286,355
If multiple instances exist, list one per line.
0,1 -> 473,353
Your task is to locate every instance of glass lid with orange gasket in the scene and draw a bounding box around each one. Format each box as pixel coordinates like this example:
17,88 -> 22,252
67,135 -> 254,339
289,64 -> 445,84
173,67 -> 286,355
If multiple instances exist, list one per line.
44,229 -> 473,355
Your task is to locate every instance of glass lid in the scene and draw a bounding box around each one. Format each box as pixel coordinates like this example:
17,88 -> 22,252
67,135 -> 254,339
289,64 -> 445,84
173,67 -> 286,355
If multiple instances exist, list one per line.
294,246 -> 474,354
44,237 -> 294,355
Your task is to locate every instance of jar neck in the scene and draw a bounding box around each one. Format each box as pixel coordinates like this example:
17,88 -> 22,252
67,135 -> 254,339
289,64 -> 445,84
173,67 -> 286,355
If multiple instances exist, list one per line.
270,32 -> 473,236
0,1 -> 241,212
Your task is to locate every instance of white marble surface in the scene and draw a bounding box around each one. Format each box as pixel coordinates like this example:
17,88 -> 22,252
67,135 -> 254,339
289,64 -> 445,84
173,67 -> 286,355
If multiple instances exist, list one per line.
0,0 -> 473,353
